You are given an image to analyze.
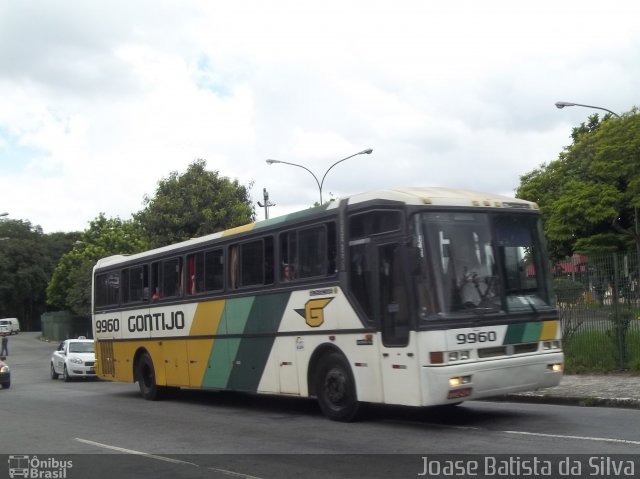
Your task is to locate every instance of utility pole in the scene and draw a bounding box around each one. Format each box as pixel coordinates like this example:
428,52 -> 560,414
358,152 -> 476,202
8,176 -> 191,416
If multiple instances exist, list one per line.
257,188 -> 275,220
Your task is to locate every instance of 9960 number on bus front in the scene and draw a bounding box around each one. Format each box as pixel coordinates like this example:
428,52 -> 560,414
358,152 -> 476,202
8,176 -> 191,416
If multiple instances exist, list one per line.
456,331 -> 497,345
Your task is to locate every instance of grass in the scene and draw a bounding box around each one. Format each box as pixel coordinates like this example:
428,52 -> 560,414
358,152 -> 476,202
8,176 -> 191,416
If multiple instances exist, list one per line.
563,329 -> 640,373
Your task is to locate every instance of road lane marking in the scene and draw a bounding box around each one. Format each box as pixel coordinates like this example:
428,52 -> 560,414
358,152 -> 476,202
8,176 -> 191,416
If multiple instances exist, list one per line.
75,438 -> 266,478
74,438 -> 198,466
504,430 -> 640,446
207,467 -> 264,479
411,420 -> 640,447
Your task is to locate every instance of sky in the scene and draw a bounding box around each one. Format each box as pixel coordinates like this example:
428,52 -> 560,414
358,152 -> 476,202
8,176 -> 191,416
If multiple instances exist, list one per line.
1,0 -> 639,233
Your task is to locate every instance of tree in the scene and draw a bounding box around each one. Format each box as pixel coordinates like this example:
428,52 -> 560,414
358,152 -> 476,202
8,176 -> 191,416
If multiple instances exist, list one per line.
517,109 -> 640,259
0,220 -> 50,329
135,159 -> 255,248
47,214 -> 147,316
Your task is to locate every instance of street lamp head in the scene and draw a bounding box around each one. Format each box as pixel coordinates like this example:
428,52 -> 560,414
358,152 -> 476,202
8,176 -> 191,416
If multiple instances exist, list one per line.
0,212 -> 8,218
265,159 -> 280,165
555,101 -> 575,109
361,148 -> 373,155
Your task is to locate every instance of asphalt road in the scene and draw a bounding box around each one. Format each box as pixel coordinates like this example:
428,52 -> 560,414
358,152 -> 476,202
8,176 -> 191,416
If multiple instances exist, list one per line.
1,333 -> 639,479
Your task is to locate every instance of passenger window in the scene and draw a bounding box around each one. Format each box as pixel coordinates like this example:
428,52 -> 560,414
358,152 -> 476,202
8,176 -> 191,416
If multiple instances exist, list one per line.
279,222 -> 336,282
298,226 -> 325,278
151,257 -> 183,299
205,249 -> 224,291
95,272 -> 120,307
122,265 -> 148,303
240,237 -> 274,287
162,258 -> 183,297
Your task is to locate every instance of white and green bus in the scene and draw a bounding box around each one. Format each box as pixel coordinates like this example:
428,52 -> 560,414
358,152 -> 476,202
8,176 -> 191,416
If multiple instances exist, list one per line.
92,187 -> 563,421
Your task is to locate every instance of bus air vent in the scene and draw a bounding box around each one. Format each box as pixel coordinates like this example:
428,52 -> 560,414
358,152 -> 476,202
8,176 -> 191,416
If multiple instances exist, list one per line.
478,346 -> 506,358
513,343 -> 539,354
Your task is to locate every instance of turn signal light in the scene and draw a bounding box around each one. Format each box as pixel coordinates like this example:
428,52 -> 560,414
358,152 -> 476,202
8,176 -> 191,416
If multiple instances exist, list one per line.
430,351 -> 444,364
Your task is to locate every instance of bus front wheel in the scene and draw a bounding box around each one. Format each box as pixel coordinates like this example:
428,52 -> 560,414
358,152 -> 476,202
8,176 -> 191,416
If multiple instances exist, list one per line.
136,352 -> 161,400
315,352 -> 360,422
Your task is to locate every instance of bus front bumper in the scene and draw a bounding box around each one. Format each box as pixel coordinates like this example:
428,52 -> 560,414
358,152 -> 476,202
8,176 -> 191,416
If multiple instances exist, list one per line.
420,352 -> 564,406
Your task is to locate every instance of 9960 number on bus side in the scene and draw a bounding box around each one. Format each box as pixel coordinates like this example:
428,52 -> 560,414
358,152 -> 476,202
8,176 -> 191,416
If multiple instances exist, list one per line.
96,318 -> 120,333
456,331 -> 497,344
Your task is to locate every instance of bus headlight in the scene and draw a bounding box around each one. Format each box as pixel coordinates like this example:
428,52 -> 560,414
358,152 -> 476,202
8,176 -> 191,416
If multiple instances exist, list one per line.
448,375 -> 471,387
547,363 -> 563,373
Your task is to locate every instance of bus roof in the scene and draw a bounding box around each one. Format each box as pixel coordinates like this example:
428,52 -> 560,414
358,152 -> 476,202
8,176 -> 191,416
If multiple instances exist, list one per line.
346,187 -> 537,208
94,186 -> 537,270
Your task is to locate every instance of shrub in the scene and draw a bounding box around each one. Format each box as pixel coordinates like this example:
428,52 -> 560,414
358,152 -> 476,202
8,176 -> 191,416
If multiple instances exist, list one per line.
554,279 -> 585,305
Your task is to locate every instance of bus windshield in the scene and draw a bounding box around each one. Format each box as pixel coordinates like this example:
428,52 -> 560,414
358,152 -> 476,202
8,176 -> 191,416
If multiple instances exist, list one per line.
415,211 -> 552,319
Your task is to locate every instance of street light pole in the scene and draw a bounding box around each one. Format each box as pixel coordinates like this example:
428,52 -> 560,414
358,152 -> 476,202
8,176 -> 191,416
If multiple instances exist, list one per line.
319,149 -> 373,204
266,148 -> 373,204
266,159 -> 322,204
554,101 -> 620,118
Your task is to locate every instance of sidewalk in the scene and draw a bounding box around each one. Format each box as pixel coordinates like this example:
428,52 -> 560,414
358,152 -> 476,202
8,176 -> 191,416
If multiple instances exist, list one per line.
502,373 -> 640,409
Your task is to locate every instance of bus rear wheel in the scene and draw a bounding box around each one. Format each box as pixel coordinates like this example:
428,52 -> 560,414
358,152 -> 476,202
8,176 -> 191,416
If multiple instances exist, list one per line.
136,352 -> 162,400
315,352 -> 360,422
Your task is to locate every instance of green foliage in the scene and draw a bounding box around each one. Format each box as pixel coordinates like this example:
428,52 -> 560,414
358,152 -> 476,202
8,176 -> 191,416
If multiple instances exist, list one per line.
573,233 -> 628,255
135,159 -> 255,248
45,161 -> 254,316
0,220 -> 51,328
517,109 -> 640,259
47,214 -> 147,316
553,278 -> 585,304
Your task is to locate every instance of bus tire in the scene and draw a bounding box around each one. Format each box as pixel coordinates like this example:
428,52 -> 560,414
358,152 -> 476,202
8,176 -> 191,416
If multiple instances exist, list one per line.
315,352 -> 360,422
136,352 -> 162,401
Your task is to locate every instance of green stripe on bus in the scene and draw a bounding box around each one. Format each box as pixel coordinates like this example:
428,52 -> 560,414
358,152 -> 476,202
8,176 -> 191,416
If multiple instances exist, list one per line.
201,293 -> 291,390
504,321 -> 543,344
223,296 -> 254,334
227,293 -> 291,392
202,338 -> 234,388
201,297 -> 254,388
521,321 -> 542,343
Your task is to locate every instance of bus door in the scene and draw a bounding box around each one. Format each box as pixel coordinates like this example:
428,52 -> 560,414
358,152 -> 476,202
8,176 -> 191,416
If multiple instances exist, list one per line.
376,240 -> 421,406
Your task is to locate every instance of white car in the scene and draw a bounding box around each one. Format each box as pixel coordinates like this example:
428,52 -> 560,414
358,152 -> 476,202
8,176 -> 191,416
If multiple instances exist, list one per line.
50,338 -> 96,381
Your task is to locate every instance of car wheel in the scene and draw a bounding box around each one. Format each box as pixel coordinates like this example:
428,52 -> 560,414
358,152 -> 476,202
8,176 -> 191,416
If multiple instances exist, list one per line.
1,381 -> 9,389
51,363 -> 59,380
63,365 -> 71,382
136,352 -> 162,400
315,352 -> 360,422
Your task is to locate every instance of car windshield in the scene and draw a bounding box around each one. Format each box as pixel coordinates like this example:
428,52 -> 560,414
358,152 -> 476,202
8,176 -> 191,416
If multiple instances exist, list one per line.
69,342 -> 94,353
412,211 -> 553,319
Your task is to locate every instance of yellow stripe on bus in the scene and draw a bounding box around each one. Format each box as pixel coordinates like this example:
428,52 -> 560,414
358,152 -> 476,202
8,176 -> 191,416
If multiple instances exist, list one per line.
223,223 -> 255,237
190,300 -> 225,336
540,320 -> 560,341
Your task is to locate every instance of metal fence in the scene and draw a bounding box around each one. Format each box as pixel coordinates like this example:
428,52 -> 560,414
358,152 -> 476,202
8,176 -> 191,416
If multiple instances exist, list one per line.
553,251 -> 640,371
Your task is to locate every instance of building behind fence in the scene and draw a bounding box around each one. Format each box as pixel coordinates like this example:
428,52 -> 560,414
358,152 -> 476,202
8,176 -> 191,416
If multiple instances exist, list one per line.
553,251 -> 640,371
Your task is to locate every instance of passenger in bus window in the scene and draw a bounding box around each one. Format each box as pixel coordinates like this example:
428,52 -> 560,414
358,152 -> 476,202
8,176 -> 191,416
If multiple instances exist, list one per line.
282,263 -> 296,281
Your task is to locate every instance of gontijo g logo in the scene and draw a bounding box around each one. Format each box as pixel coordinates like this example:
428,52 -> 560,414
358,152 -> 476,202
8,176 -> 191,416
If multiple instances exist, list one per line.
295,298 -> 334,327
